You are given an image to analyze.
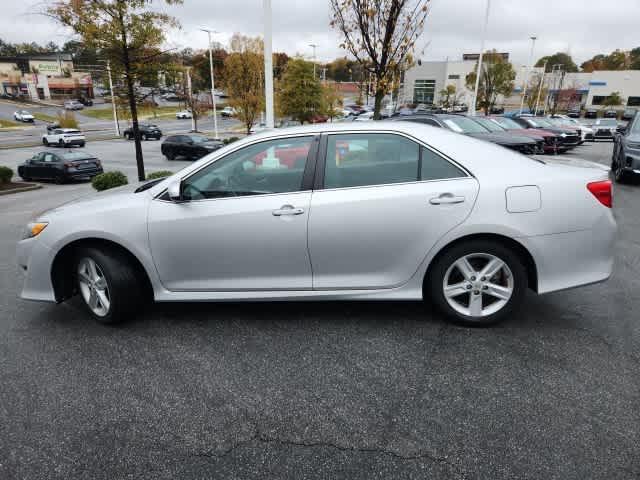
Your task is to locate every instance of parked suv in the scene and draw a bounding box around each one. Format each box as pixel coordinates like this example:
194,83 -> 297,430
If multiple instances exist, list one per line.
611,113 -> 640,183
123,123 -> 162,140
161,134 -> 223,160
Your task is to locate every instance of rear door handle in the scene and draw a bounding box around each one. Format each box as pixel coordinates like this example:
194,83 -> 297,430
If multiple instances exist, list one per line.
429,194 -> 465,205
272,205 -> 305,216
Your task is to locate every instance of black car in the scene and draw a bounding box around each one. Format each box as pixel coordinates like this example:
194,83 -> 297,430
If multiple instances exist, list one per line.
603,109 -> 618,119
389,114 -> 539,154
511,115 -> 581,149
17,151 -> 103,184
585,108 -> 598,119
123,123 -> 163,140
611,112 -> 640,183
77,97 -> 93,106
161,134 -> 224,160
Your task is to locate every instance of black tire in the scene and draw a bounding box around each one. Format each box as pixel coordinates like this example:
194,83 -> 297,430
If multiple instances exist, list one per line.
58,139 -> 64,147
142,134 -> 147,141
426,239 -> 528,327
165,150 -> 175,161
125,132 -> 132,140
612,147 -> 629,184
54,174 -> 66,184
43,138 -> 49,146
79,142 -> 85,148
75,246 -> 143,324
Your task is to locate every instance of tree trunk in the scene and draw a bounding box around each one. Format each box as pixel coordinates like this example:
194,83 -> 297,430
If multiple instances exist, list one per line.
121,35 -> 145,181
373,88 -> 385,120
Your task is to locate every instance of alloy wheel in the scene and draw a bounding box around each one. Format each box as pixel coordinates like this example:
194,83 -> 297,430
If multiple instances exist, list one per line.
442,253 -> 514,318
77,257 -> 111,317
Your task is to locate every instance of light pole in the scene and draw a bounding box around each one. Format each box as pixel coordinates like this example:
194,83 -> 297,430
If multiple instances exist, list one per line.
309,43 -> 318,78
185,67 -> 195,132
533,60 -> 547,115
106,61 -> 120,136
471,0 -> 491,116
200,28 -> 219,139
263,0 -> 274,129
519,35 -> 537,114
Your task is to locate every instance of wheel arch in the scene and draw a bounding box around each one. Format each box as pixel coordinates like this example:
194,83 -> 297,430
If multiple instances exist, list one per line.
424,233 -> 539,294
51,237 -> 154,303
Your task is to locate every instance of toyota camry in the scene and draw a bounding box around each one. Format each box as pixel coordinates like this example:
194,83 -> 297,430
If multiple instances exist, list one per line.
16,122 -> 616,326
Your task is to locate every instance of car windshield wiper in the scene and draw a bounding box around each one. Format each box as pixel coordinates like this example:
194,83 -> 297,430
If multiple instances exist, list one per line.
134,178 -> 165,193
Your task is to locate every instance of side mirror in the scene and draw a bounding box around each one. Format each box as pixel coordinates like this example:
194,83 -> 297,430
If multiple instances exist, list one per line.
167,179 -> 182,202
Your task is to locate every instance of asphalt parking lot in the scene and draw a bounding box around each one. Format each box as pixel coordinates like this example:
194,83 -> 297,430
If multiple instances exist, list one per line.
0,139 -> 638,479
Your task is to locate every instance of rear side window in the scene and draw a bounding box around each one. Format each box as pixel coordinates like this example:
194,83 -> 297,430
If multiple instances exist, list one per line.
166,136 -> 179,143
324,133 -> 419,189
420,147 -> 465,181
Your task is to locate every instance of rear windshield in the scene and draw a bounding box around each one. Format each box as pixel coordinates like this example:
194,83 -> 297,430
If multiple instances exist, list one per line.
62,152 -> 93,161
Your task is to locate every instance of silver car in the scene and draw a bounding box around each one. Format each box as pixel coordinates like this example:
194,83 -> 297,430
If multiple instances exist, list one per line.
16,123 -> 616,326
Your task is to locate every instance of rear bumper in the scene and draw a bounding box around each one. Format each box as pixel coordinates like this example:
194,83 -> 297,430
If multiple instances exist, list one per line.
64,139 -> 86,146
65,168 -> 103,179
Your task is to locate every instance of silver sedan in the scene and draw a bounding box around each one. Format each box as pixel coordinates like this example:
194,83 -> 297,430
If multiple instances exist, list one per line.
16,122 -> 616,326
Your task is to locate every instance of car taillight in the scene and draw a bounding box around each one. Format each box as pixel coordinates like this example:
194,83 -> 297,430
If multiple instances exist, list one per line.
587,180 -> 612,208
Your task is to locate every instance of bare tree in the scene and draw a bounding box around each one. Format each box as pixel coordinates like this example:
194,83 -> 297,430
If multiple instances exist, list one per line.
330,0 -> 430,119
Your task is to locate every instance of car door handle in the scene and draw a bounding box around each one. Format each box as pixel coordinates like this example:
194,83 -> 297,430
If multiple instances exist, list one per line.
429,194 -> 465,205
272,205 -> 305,216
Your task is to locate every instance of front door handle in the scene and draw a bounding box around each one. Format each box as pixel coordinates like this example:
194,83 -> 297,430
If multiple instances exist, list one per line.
272,204 -> 305,216
429,193 -> 465,205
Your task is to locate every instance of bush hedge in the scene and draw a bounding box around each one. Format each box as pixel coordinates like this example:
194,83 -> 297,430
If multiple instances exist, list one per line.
92,171 -> 128,191
0,166 -> 13,183
222,136 -> 239,145
56,110 -> 79,129
146,170 -> 173,180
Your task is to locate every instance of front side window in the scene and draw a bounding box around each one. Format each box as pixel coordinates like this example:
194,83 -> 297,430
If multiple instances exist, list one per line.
444,117 -> 489,134
182,136 -> 313,200
325,133 -> 419,189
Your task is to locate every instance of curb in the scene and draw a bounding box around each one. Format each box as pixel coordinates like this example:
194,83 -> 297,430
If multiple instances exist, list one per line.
0,183 -> 42,196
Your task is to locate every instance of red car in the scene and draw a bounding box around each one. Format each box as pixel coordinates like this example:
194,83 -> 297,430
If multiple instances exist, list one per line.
487,116 -> 563,154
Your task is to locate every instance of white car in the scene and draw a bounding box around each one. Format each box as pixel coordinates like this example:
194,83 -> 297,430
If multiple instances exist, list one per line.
548,115 -> 594,141
220,106 -> 236,118
17,122 -> 615,326
42,128 -> 86,147
354,111 -> 375,121
13,110 -> 35,123
175,110 -> 192,119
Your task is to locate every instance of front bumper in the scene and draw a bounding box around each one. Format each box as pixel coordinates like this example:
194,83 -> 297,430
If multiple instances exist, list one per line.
17,237 -> 57,302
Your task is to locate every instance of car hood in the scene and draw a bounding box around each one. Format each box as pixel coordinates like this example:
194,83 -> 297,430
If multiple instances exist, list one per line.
467,132 -> 534,145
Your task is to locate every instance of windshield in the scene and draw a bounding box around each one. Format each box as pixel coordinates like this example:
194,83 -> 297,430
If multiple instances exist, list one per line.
595,119 -> 617,126
525,118 -> 553,128
473,117 -> 504,132
443,117 -> 489,133
491,117 -> 522,130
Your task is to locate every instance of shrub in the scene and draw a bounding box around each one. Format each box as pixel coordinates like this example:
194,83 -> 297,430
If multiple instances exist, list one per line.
0,166 -> 13,184
91,171 -> 128,191
222,136 -> 239,145
146,170 -> 173,180
56,110 -> 78,129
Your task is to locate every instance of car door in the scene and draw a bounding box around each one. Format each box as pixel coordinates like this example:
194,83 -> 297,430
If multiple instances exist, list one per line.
308,132 -> 479,290
148,135 -> 318,291
41,152 -> 60,180
27,153 -> 45,178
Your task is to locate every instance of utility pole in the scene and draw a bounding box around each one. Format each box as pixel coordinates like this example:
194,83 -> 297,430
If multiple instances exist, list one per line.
200,28 -> 219,139
534,61 -> 547,115
186,67 -> 195,132
263,0 -> 274,129
106,61 -> 120,136
471,0 -> 491,116
519,35 -> 537,114
309,43 -> 318,78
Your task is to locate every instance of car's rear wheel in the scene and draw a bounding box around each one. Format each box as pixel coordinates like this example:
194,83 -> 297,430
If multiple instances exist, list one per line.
426,240 -> 527,326
43,138 -> 48,146
142,134 -> 147,141
75,247 -> 142,324
165,150 -> 175,160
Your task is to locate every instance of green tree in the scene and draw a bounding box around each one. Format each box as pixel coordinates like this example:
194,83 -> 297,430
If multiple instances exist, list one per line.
330,0 -> 430,119
277,58 -> 323,124
438,84 -> 457,108
603,91 -> 624,107
630,47 -> 640,70
224,34 -> 264,135
48,0 -> 181,182
320,83 -> 343,121
535,52 -> 578,73
465,51 -> 516,115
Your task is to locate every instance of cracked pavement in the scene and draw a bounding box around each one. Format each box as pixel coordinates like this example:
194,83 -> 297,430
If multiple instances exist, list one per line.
0,140 -> 638,479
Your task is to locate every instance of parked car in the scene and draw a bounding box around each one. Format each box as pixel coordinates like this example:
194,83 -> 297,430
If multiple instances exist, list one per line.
567,107 -> 581,118
161,134 -> 223,160
220,106 -> 236,118
161,93 -> 183,101
64,100 -> 84,111
470,116 -> 544,154
585,108 -> 598,119
488,116 -> 561,154
511,116 -> 581,150
354,111 -> 375,122
175,110 -> 192,119
547,115 -> 594,142
622,108 -> 637,121
603,109 -> 618,119
611,112 -> 640,183
13,110 -> 34,122
344,104 -> 366,115
42,128 -> 85,147
123,123 -> 162,140
77,97 -> 93,106
16,122 -> 616,326
17,150 -> 102,184
592,118 -> 619,141
390,114 -> 539,154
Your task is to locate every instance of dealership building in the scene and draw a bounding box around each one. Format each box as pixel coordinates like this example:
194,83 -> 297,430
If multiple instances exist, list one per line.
0,53 -> 93,101
402,54 -> 640,111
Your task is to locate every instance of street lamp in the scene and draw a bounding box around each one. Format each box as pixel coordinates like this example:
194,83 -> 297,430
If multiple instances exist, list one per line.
200,27 -> 219,139
519,35 -> 537,114
471,0 -> 491,116
309,43 -> 318,78
263,0 -> 274,129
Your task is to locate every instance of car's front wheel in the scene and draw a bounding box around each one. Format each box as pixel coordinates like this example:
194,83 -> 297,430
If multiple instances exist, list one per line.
426,240 -> 527,326
75,247 -> 142,324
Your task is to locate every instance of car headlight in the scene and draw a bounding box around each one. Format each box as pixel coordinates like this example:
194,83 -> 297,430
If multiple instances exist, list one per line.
23,222 -> 48,239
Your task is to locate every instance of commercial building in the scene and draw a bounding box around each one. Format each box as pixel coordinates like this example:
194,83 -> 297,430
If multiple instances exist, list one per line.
0,53 -> 93,101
